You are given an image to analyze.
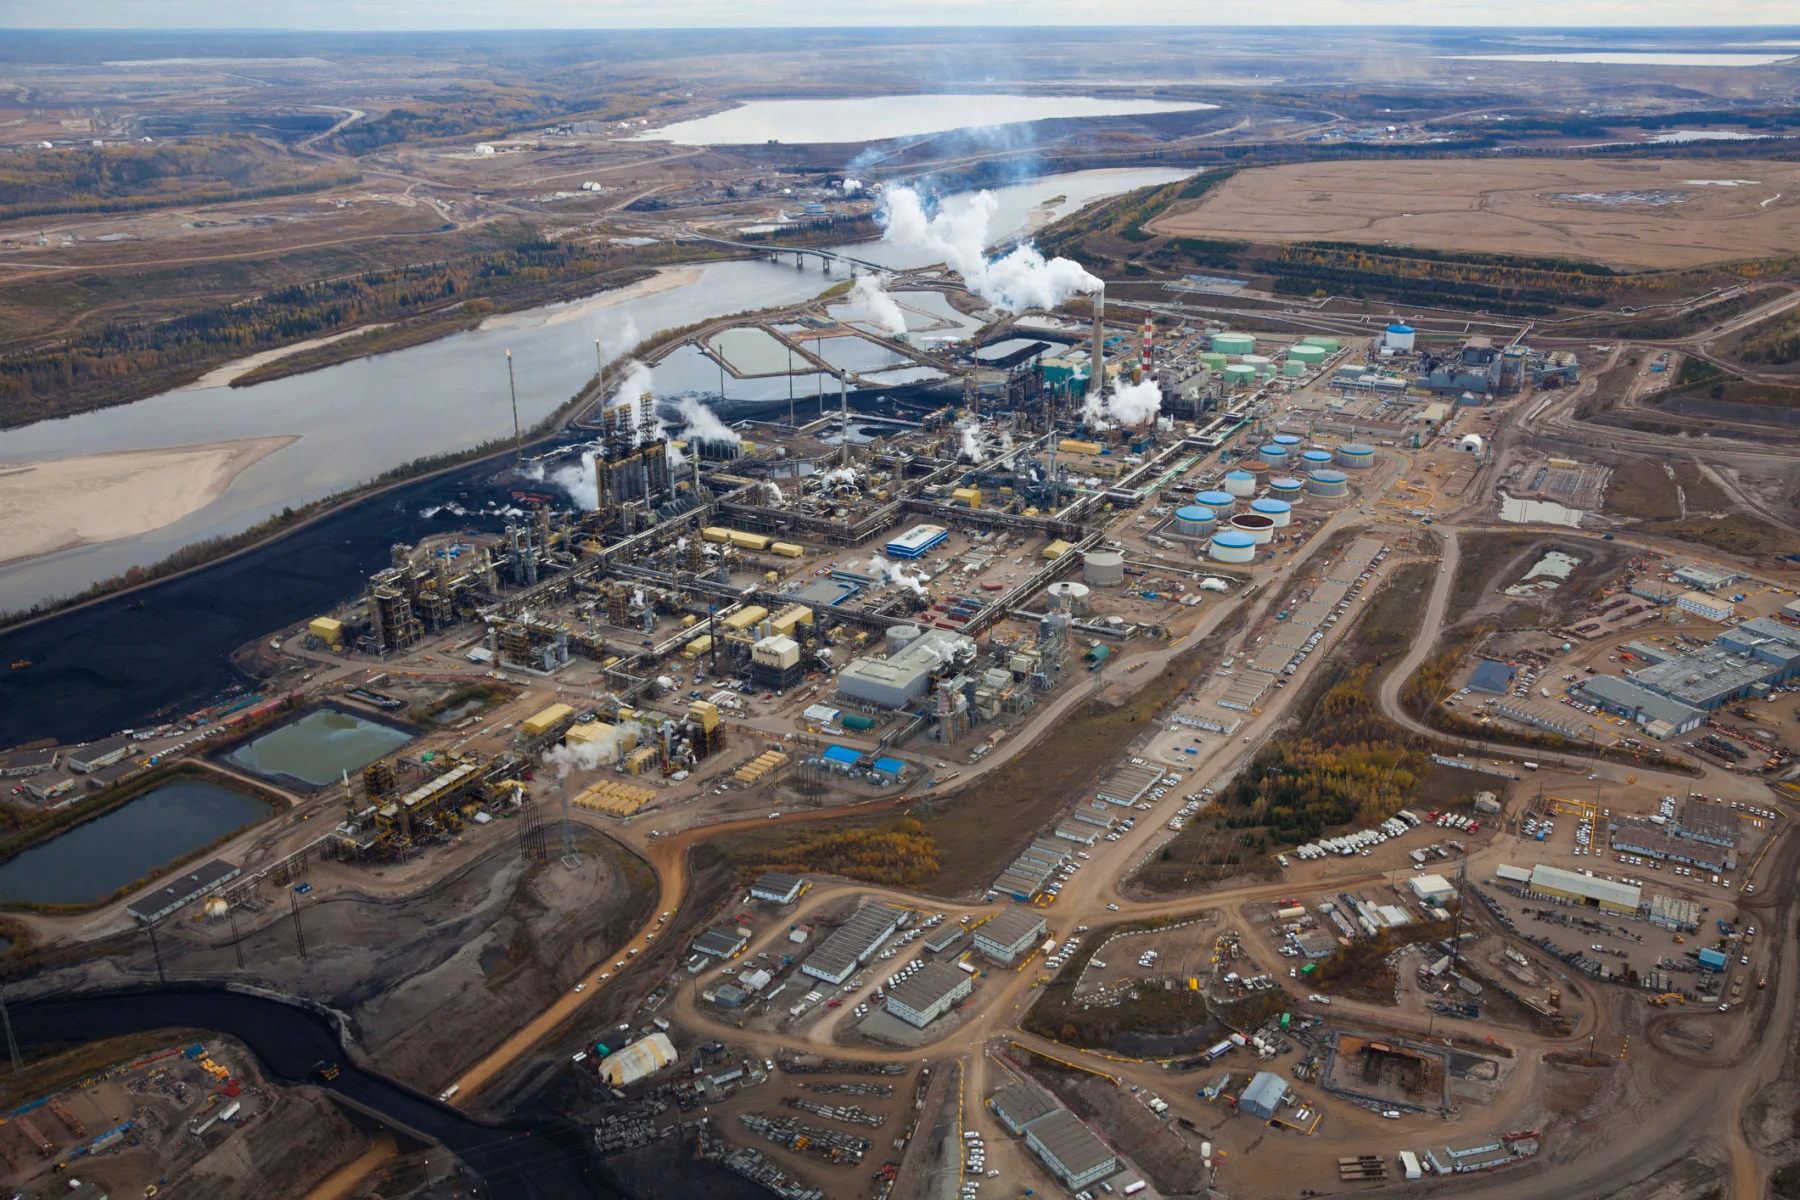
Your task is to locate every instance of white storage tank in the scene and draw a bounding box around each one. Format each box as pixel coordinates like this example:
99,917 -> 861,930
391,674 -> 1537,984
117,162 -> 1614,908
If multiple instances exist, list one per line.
1173,505 -> 1218,537
1307,469 -> 1349,497
1385,323 -> 1416,352
1250,498 -> 1292,528
1223,470 -> 1257,498
1337,443 -> 1376,469
1196,488 -> 1236,512
1230,513 -> 1276,544
886,624 -> 922,654
1209,530 -> 1257,563
1047,581 -> 1091,613
1083,550 -> 1125,587
1241,353 -> 1273,376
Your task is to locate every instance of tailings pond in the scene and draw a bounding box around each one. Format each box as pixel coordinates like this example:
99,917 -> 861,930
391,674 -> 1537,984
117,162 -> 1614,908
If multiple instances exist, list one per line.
0,777 -> 271,905
224,708 -> 414,790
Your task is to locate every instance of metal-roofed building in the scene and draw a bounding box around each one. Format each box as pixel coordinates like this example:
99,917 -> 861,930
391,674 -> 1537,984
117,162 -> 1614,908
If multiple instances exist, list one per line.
1096,763 -> 1164,806
836,628 -> 976,708
802,901 -> 906,984
750,871 -> 806,904
884,961 -> 973,1028
1609,817 -> 1733,873
1466,660 -> 1516,695
598,1033 -> 678,1086
1672,564 -> 1737,592
974,908 -> 1048,964
126,859 -> 241,923
1020,1109 -> 1119,1189
989,1081 -> 1059,1134
1675,799 -> 1739,849
886,523 -> 948,559
693,928 -> 749,959
1238,1071 -> 1289,1119
924,927 -> 967,956
1577,675 -> 1706,735
1527,864 -> 1640,914
1629,648 -> 1779,711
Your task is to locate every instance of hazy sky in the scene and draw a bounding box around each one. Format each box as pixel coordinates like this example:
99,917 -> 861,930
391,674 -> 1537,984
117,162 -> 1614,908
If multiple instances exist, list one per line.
4,1 -> 1798,28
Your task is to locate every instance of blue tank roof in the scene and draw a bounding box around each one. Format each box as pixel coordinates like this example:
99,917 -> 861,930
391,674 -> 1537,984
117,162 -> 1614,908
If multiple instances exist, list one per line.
1196,490 -> 1234,506
1225,469 -> 1254,480
1387,324 -> 1414,334
1251,498 -> 1292,514
1212,530 -> 1255,547
1273,433 -> 1302,445
1176,506 -> 1215,521
1310,469 -> 1348,482
1270,476 -> 1304,489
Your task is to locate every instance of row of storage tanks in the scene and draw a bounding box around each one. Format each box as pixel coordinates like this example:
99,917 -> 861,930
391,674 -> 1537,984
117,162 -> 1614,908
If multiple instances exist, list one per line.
1205,334 -> 1338,384
1166,439 -> 1375,562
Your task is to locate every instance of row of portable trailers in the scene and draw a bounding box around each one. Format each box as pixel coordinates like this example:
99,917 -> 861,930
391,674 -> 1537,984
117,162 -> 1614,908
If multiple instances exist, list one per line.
1293,811 -> 1423,860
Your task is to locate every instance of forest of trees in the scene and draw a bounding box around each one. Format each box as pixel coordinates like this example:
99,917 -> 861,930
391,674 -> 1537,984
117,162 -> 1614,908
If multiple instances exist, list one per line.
0,135 -> 345,219
1220,666 -> 1429,845
749,819 -> 940,889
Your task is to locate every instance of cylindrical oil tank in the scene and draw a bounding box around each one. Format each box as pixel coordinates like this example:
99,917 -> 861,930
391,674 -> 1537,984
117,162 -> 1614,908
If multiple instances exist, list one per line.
1385,323 -> 1416,352
1337,443 -> 1376,469
1173,505 -> 1218,537
1300,448 -> 1334,468
1241,353 -> 1273,377
1282,360 -> 1308,378
1250,497 -> 1292,528
1083,550 -> 1125,587
1273,433 -> 1302,447
1245,460 -> 1270,479
1287,343 -> 1330,366
1047,581 -> 1091,613
1223,470 -> 1257,497
1209,530 -> 1257,563
1199,351 -> 1228,372
1258,444 -> 1289,465
1300,335 -> 1339,352
1211,331 -> 1255,355
886,624 -> 921,654
1230,513 -> 1276,544
1268,476 -> 1304,501
1308,469 -> 1349,497
1196,488 -> 1236,512
1222,363 -> 1258,386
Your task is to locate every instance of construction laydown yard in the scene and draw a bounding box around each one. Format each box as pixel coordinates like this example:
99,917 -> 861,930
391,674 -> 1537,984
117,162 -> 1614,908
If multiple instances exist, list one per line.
1150,159 -> 1800,269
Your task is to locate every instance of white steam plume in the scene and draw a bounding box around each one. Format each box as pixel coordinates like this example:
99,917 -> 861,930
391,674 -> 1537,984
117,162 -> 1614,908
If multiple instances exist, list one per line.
550,453 -> 600,510
864,551 -> 928,596
843,178 -> 863,195
844,274 -> 908,336
819,466 -> 861,489
1107,379 -> 1163,425
593,314 -> 639,359
879,184 -> 1101,314
1080,378 -> 1162,427
959,425 -> 985,463
674,394 -> 740,445
540,719 -> 654,776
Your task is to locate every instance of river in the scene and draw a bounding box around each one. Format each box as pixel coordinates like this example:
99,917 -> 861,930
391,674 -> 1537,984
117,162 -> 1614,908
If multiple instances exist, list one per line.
8,985 -> 620,1199
0,166 -> 1186,616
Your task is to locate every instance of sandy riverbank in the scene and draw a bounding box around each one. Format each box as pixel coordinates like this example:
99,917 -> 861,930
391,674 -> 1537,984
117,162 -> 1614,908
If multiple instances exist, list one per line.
481,265 -> 705,332
177,327 -> 396,392
0,436 -> 300,565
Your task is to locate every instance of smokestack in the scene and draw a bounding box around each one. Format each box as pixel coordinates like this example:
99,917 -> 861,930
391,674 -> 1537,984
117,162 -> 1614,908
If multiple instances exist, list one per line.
1141,311 -> 1153,374
1088,287 -> 1105,398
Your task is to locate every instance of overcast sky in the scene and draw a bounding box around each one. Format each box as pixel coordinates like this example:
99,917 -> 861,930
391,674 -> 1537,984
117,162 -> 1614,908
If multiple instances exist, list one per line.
4,1 -> 1797,29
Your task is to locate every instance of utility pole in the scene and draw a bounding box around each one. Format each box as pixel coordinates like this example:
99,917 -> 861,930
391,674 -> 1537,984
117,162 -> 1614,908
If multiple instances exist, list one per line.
595,339 -> 605,406
506,349 -> 524,466
289,891 -> 308,960
788,344 -> 795,427
227,903 -> 245,970
144,919 -> 167,983
839,373 -> 850,467
0,986 -> 20,1075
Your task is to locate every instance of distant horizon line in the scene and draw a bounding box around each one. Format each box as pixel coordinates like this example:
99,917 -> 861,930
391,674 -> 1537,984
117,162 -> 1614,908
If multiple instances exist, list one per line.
5,23 -> 1800,32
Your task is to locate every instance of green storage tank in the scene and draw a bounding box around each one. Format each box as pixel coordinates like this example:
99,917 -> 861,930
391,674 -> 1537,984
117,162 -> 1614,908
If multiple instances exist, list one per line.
1283,360 -> 1307,377
842,713 -> 876,732
1300,336 -> 1339,352
1287,343 -> 1329,365
1211,331 -> 1256,356
1200,352 -> 1229,372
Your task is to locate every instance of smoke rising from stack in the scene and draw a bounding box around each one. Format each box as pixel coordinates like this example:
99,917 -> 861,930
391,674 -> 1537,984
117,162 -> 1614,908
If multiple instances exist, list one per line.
959,425 -> 985,462
540,720 -> 653,777
863,551 -> 928,596
674,394 -> 740,445
1082,377 -> 1162,426
878,184 -> 1100,314
844,274 -> 909,336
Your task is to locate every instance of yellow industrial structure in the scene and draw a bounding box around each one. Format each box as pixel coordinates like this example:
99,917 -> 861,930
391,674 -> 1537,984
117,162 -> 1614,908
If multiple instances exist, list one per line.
308,616 -> 346,651
522,703 -> 575,738
572,779 -> 659,816
734,749 -> 788,784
